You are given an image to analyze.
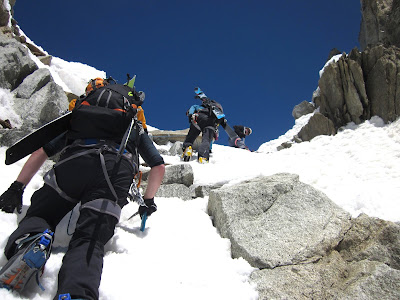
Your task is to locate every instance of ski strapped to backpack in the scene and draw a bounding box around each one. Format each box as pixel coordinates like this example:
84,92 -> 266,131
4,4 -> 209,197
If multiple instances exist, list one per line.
194,87 -> 225,120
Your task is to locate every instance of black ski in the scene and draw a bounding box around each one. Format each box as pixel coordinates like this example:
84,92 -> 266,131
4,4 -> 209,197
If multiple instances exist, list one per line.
5,112 -> 72,165
194,87 -> 225,119
223,123 -> 239,140
223,123 -> 248,149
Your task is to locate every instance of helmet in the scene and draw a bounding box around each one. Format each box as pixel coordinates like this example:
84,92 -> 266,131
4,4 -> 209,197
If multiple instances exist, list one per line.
244,127 -> 252,136
85,77 -> 108,94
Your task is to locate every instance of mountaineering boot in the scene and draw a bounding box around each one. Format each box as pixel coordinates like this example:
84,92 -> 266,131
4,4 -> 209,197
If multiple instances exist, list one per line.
198,156 -> 209,164
0,229 -> 54,292
181,146 -> 193,162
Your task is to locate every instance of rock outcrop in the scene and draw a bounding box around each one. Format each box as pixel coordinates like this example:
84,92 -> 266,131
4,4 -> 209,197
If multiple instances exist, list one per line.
141,164 -> 195,200
207,173 -> 400,299
0,34 -> 68,147
316,53 -> 369,128
297,113 -> 336,142
313,44 -> 400,131
292,100 -> 315,119
289,0 -> 400,148
359,0 -> 400,50
0,34 -> 38,91
208,174 -> 352,269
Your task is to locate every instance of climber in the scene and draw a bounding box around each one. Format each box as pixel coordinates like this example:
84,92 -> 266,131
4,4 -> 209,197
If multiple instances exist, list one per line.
182,98 -> 226,163
228,125 -> 252,149
0,77 -> 165,300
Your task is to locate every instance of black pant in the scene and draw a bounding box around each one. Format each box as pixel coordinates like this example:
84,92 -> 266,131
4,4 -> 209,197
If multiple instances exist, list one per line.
4,151 -> 135,300
183,115 -> 216,160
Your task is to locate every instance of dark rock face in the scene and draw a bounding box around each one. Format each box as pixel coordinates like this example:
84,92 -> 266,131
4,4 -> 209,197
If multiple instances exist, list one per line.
290,0 -> 400,146
292,100 -> 315,120
314,45 -> 400,130
297,113 -> 336,142
362,45 -> 400,123
317,54 -> 368,128
359,0 -> 400,50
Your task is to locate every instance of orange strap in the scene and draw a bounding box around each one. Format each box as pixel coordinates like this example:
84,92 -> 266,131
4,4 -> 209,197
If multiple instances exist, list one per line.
136,171 -> 142,188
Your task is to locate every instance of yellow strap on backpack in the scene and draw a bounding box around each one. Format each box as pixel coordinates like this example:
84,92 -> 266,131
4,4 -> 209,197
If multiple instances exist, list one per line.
137,106 -> 147,130
69,99 -> 77,111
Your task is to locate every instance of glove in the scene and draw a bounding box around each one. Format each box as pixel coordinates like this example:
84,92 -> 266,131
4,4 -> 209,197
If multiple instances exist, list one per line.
0,181 -> 24,214
138,198 -> 157,219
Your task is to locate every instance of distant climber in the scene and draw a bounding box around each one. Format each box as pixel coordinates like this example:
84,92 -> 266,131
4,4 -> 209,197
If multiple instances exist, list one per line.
182,97 -> 226,163
182,87 -> 250,163
228,125 -> 252,149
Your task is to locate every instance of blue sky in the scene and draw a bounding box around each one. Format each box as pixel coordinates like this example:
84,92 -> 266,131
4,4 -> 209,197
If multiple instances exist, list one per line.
14,1 -> 361,150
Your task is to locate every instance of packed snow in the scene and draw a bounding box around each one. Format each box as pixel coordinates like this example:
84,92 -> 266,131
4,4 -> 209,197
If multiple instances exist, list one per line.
0,52 -> 400,299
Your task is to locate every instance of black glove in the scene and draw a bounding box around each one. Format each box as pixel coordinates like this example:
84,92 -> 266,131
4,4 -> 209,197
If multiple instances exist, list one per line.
0,181 -> 24,214
138,198 -> 157,219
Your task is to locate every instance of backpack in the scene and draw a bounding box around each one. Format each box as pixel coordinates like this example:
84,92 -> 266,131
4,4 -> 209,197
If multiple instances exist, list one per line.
42,82 -> 145,224
85,77 -> 109,94
67,83 -> 144,143
199,99 -> 225,120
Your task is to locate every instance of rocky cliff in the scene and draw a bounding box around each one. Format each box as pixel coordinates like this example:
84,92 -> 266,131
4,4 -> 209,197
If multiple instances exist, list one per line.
289,0 -> 400,149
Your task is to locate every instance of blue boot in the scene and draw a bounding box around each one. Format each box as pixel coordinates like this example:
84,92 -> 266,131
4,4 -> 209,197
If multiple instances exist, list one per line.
58,293 -> 86,300
0,229 -> 54,292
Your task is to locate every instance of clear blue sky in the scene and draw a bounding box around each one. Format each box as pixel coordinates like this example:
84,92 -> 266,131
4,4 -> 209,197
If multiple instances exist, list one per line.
14,0 -> 361,151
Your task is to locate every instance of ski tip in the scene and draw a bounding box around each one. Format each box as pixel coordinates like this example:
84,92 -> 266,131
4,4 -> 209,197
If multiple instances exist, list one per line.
5,150 -> 15,165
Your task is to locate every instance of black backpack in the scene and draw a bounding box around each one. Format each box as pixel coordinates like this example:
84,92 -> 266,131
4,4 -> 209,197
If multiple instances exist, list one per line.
199,99 -> 225,120
67,84 -> 143,143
